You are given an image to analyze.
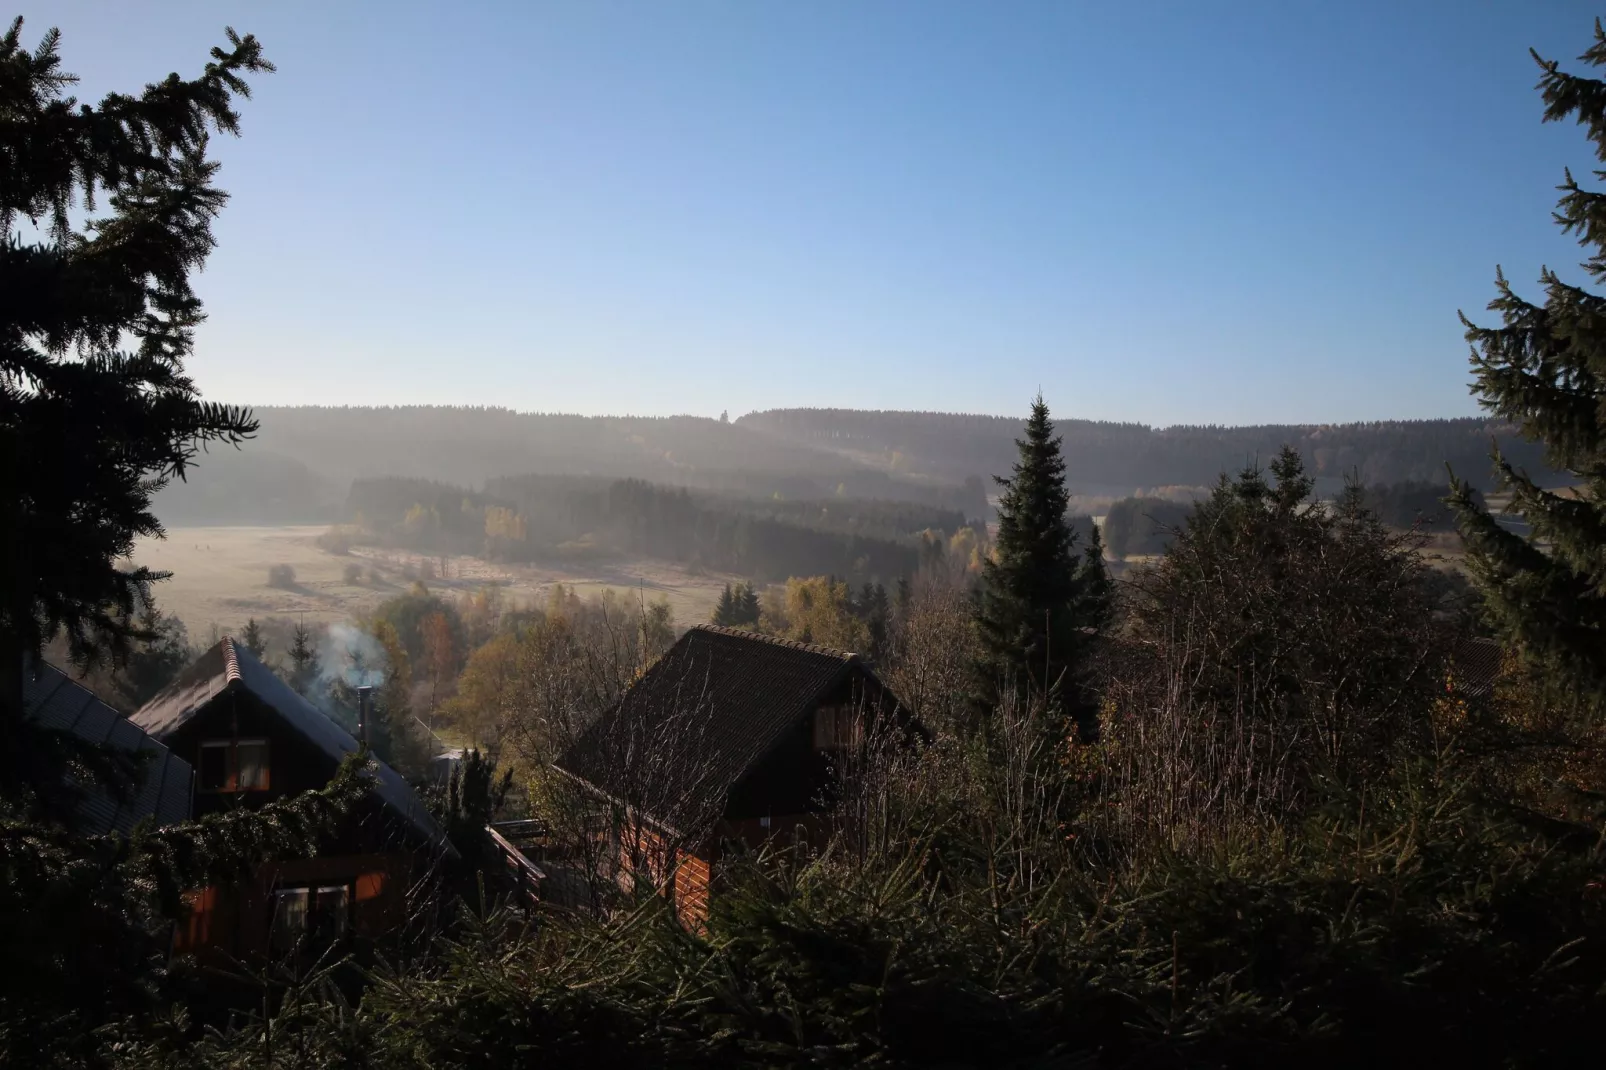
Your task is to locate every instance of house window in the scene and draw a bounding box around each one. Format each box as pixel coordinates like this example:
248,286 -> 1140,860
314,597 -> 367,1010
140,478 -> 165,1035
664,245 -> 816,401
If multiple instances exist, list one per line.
270,883 -> 350,956
198,739 -> 270,792
812,706 -> 861,749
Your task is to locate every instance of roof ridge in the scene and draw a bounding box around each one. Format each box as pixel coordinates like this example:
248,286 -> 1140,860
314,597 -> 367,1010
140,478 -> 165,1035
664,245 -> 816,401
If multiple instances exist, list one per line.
691,623 -> 859,661
220,636 -> 242,683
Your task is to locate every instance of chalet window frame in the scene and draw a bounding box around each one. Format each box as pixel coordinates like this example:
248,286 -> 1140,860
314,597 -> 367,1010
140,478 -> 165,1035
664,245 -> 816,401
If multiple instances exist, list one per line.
269,881 -> 352,957
197,738 -> 270,793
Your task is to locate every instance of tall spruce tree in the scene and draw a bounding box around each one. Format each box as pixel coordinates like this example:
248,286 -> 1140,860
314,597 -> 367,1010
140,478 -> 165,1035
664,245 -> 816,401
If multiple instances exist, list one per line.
713,583 -> 736,625
1450,21 -> 1606,707
0,18 -> 271,731
240,617 -> 266,658
736,581 -> 761,626
973,395 -> 1110,732
286,617 -> 320,696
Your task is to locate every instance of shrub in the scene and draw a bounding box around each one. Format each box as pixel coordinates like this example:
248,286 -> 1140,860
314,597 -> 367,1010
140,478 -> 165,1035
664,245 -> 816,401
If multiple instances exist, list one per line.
316,525 -> 356,555
266,563 -> 296,589
1117,448 -> 1442,821
343,562 -> 364,585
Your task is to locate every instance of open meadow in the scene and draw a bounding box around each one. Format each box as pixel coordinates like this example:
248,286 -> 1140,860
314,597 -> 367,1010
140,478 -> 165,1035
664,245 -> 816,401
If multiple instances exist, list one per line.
132,525 -> 738,638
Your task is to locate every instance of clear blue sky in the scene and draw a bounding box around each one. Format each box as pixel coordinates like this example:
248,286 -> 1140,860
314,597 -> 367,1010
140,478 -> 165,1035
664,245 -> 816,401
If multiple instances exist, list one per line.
24,1 -> 1606,425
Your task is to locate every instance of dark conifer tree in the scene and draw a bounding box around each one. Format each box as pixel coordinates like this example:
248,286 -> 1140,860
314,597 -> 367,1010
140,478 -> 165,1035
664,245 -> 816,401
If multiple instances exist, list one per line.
736,581 -> 761,626
116,602 -> 191,710
713,584 -> 736,625
1450,22 -> 1606,707
1078,523 -> 1114,629
0,30 -> 376,1049
240,617 -> 266,658
863,581 -> 892,663
0,18 -> 271,731
286,618 -> 320,697
973,395 -> 1110,733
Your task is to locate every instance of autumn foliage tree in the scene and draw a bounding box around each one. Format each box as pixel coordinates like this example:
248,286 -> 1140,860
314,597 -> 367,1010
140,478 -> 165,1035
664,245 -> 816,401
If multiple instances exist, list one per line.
422,610 -> 458,714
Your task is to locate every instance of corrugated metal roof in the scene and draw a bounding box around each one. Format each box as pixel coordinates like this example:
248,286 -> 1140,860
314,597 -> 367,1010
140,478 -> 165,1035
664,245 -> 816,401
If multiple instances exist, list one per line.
556,625 -> 878,820
129,638 -> 454,855
21,659 -> 193,835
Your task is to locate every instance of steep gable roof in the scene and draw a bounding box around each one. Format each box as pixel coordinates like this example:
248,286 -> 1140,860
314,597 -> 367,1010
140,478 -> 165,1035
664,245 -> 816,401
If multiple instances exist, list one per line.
22,659 -> 193,836
130,638 -> 452,855
555,625 -> 890,822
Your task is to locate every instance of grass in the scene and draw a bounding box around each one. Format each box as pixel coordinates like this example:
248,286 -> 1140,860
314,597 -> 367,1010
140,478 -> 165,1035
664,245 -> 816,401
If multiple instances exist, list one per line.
131,525 -> 740,637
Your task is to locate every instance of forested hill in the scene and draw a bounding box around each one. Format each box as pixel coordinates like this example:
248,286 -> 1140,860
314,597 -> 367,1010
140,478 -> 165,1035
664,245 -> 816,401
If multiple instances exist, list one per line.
247,406 -> 856,486
151,405 -> 1564,527
737,409 -> 1563,492
152,406 -> 981,525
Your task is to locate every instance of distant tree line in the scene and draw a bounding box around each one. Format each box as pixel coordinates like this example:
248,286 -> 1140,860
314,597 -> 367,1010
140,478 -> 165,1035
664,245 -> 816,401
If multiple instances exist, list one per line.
184,406 -> 990,516
741,408 -> 1560,493
1102,497 -> 1194,559
150,405 -> 1548,531
149,450 -> 341,525
1366,480 -> 1479,532
1101,480 -> 1479,559
342,474 -> 974,584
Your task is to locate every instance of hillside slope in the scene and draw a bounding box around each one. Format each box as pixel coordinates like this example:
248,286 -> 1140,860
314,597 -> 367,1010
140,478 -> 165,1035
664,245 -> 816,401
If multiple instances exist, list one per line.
152,405 -> 1566,528
152,406 -> 979,526
737,409 -> 1561,493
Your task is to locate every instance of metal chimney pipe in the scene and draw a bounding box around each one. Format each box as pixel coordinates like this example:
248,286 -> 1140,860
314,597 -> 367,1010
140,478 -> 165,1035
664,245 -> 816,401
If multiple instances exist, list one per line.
356,685 -> 373,748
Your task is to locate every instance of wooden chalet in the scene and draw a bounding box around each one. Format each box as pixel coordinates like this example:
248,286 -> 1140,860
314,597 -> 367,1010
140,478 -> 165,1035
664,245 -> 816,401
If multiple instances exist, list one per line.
130,637 -> 454,964
554,624 -> 910,926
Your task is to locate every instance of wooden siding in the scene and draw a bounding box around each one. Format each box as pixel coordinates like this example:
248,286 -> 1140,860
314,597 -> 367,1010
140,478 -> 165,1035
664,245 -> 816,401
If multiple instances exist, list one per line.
672,850 -> 711,929
174,852 -> 413,966
160,689 -> 338,817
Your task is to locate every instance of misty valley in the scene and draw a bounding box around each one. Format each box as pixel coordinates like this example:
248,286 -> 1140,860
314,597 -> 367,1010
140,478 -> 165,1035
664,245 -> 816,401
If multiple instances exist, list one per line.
9,9 -> 1606,1070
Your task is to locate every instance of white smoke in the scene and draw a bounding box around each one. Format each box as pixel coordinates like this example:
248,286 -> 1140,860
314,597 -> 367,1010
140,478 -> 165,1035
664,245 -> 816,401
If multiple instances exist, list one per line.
318,622 -> 389,693
305,623 -> 391,734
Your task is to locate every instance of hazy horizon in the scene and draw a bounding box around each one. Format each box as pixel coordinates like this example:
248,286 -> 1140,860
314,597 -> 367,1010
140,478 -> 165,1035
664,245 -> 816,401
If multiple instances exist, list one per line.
231,400 -> 1508,431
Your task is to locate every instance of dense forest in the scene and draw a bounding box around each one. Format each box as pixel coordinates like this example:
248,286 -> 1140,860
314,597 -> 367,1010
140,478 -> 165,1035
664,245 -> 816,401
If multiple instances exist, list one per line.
740,408 -> 1563,493
147,406 -> 986,526
152,406 -> 1559,529
342,474 -> 973,583
1101,480 -> 1477,559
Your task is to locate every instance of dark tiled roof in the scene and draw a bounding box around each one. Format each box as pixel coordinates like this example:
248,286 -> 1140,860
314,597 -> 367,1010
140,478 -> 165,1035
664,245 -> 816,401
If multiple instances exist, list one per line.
130,638 -> 453,855
555,625 -> 874,819
22,659 -> 193,835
